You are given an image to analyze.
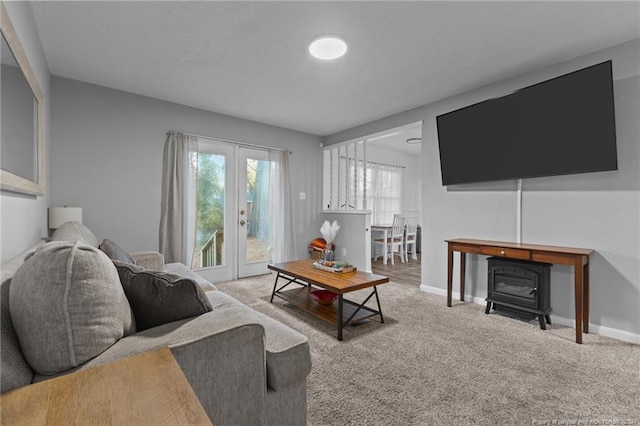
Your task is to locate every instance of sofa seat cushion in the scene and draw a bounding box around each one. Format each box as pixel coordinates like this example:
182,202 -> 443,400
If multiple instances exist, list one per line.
114,261 -> 213,331
207,292 -> 311,391
50,221 -> 99,248
67,291 -> 308,391
9,241 -> 135,375
163,262 -> 217,292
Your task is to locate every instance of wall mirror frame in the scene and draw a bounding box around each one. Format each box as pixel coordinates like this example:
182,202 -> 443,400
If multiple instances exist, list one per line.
0,1 -> 45,196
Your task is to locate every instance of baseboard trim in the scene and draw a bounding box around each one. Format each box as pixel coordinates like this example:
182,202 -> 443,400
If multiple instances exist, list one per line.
419,285 -> 640,345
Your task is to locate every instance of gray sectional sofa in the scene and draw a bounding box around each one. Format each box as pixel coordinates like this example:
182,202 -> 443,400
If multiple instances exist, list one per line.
1,222 -> 311,426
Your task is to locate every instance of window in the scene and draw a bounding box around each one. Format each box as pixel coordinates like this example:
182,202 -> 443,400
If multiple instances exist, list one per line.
323,140 -> 403,224
194,151 -> 226,269
366,163 -> 402,224
244,156 -> 271,263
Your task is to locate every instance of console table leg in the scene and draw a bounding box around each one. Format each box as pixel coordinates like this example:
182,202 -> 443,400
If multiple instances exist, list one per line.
337,295 -> 344,341
574,259 -> 584,344
583,261 -> 590,334
460,252 -> 466,302
447,245 -> 454,307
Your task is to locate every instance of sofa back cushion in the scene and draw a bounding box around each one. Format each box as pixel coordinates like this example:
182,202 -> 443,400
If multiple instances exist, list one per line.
1,239 -> 47,393
51,221 -> 99,248
99,239 -> 137,264
1,281 -> 35,394
9,241 -> 135,375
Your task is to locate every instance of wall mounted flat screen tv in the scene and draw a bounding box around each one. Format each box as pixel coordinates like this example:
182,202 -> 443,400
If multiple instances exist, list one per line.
436,61 -> 617,186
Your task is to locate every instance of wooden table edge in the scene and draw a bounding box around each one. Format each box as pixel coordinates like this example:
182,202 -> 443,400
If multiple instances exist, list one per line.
0,347 -> 212,425
268,261 -> 389,294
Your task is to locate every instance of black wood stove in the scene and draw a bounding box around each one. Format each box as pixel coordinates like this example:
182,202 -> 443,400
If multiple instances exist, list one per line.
486,257 -> 552,329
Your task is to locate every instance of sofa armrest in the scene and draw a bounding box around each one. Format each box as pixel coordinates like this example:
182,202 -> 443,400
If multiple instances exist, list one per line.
33,311 -> 267,426
170,326 -> 266,426
130,251 -> 164,270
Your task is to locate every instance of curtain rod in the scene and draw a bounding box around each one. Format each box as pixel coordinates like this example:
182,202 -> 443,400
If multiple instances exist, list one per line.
339,155 -> 405,169
167,131 -> 291,154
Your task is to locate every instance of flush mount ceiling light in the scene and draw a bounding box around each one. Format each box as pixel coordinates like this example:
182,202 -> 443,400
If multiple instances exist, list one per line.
406,138 -> 422,144
309,36 -> 348,60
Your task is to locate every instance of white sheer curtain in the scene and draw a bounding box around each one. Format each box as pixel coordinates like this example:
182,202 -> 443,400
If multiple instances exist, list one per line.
269,149 -> 296,262
159,132 -> 199,265
368,164 -> 403,225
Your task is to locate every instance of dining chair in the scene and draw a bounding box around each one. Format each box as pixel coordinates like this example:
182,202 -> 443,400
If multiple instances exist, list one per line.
404,215 -> 419,261
373,214 -> 407,265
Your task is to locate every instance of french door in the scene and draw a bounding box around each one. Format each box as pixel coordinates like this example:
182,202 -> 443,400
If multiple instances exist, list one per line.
194,140 -> 272,282
237,147 -> 272,278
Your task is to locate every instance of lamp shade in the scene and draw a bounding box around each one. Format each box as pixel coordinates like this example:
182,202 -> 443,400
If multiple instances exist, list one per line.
48,207 -> 83,229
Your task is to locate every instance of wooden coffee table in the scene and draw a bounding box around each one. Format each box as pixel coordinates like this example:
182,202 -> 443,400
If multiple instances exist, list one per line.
268,259 -> 389,341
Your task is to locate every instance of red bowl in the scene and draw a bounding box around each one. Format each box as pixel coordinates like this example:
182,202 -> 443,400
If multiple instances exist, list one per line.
311,290 -> 337,305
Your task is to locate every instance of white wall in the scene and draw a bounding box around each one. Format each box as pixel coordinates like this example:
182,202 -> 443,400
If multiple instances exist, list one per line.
50,77 -> 324,261
324,39 -> 640,342
322,211 -> 371,272
0,2 -> 50,263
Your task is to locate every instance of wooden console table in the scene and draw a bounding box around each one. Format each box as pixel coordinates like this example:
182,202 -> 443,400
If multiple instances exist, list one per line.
0,348 -> 211,425
446,238 -> 594,344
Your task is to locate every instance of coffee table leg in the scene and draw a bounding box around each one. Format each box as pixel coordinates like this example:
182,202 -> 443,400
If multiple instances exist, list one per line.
338,295 -> 344,341
374,286 -> 384,323
270,272 -> 280,303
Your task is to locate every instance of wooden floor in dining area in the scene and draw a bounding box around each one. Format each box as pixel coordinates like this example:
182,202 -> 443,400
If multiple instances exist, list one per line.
371,253 -> 421,287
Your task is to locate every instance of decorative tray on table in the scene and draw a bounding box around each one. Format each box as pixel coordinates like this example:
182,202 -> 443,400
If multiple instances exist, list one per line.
312,260 -> 357,273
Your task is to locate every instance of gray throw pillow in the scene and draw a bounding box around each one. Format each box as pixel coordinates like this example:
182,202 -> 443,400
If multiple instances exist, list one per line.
50,221 -> 99,248
99,239 -> 136,264
113,261 -> 213,331
9,241 -> 135,375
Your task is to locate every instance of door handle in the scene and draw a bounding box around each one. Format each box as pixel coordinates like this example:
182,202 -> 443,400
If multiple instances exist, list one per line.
240,220 -> 246,226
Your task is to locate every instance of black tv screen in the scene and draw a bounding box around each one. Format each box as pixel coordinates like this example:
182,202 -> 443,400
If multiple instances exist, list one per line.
436,61 -> 617,186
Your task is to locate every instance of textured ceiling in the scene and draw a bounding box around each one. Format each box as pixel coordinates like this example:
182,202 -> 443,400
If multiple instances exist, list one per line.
31,1 -> 640,136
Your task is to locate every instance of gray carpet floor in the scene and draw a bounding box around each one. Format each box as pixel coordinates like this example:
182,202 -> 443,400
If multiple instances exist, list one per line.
216,274 -> 640,426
